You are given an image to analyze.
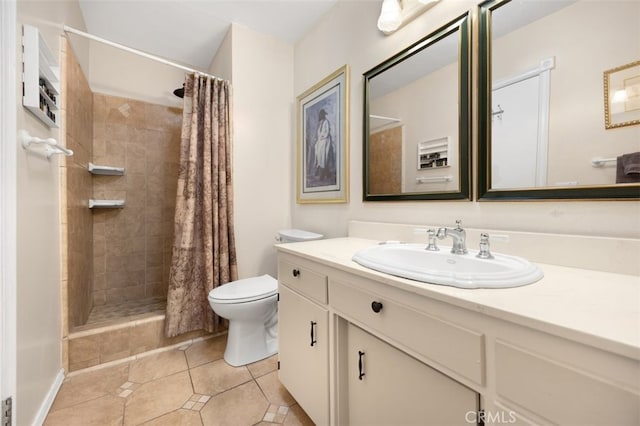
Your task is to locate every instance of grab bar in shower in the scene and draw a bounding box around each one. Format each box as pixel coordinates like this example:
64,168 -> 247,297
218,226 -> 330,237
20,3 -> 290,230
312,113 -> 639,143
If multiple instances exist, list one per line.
21,130 -> 73,158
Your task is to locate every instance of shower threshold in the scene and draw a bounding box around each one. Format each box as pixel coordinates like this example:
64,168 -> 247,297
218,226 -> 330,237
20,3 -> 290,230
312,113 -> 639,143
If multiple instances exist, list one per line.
66,296 -> 214,372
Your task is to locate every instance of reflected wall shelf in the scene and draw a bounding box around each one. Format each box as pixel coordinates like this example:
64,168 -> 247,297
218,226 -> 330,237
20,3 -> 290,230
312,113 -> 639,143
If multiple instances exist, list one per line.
22,25 -> 60,128
88,162 -> 125,175
418,137 -> 449,170
89,200 -> 125,209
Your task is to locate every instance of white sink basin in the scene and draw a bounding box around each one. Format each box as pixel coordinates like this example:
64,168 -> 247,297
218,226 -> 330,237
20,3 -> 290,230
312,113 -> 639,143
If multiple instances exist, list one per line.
352,243 -> 543,289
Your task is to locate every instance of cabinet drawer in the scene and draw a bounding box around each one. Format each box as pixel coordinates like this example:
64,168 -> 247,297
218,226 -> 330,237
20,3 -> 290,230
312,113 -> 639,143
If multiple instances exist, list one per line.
278,258 -> 328,304
496,340 -> 640,425
330,278 -> 484,385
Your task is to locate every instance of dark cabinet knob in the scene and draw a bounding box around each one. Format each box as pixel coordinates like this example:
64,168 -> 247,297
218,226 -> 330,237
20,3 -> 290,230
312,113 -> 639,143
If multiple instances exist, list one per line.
371,301 -> 383,313
292,269 -> 300,277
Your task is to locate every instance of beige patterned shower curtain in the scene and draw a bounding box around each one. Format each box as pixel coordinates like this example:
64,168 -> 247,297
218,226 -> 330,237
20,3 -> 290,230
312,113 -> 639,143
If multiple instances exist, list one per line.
165,74 -> 238,338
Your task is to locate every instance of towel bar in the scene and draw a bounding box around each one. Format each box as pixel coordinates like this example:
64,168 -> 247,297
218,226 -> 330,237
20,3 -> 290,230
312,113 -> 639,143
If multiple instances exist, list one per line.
591,157 -> 617,167
21,130 -> 73,158
416,176 -> 452,184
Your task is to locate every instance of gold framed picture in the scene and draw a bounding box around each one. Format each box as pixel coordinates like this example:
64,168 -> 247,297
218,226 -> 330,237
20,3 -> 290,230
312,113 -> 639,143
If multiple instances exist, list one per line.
604,60 -> 640,129
296,65 -> 349,204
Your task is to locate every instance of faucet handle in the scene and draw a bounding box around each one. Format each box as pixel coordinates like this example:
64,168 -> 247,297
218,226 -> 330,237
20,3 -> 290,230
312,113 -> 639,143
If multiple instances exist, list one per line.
455,219 -> 463,230
425,229 -> 439,251
476,233 -> 494,259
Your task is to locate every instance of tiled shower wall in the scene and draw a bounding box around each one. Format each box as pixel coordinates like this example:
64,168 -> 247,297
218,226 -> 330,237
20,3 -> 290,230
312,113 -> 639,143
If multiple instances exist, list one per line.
62,38 -> 94,329
369,126 -> 402,194
91,94 -> 182,307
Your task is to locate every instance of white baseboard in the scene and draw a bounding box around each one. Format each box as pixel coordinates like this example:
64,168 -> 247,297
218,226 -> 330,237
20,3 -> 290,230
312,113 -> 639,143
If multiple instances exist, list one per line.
33,368 -> 64,426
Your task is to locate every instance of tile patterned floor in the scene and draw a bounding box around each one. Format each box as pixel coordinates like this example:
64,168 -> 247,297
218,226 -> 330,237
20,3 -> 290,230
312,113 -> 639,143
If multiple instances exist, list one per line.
45,335 -> 315,425
86,297 -> 167,326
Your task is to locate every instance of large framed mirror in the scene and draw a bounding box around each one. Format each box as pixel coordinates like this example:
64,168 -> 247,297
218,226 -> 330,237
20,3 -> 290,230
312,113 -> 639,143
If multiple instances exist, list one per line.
478,0 -> 640,200
363,12 -> 471,201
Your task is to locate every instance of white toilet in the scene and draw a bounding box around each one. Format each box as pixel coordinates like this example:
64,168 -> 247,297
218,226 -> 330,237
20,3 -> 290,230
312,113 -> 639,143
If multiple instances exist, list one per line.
208,229 -> 323,366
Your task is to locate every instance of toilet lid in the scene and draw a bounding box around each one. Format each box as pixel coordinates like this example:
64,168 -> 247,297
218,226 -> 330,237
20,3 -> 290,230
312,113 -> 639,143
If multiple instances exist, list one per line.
208,274 -> 278,304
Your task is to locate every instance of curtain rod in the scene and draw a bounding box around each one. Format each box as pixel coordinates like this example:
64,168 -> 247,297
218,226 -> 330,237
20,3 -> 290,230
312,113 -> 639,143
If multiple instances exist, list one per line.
63,25 -> 222,82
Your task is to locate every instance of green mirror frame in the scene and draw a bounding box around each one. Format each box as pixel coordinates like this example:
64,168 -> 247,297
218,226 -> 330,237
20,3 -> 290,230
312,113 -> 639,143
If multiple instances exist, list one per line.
477,0 -> 640,200
363,12 -> 471,201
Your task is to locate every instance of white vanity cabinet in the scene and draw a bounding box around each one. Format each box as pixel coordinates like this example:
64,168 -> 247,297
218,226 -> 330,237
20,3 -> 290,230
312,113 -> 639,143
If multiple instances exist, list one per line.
346,323 -> 478,425
277,256 -> 330,426
276,242 -> 640,426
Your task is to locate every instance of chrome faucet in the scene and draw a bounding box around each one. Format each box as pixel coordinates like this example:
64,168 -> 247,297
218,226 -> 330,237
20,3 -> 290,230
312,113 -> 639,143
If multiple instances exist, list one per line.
437,220 -> 468,255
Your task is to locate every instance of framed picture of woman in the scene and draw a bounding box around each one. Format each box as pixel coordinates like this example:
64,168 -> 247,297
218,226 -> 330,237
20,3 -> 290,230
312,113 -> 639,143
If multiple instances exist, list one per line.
296,65 -> 349,203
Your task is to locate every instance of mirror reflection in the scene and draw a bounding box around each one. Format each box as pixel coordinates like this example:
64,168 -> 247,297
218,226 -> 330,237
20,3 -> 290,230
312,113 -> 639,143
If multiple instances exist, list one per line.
364,14 -> 470,201
481,0 -> 640,197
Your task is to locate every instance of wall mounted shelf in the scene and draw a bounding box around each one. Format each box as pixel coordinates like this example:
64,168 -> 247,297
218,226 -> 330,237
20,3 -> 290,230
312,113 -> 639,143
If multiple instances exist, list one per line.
22,25 -> 60,128
89,200 -> 125,209
417,137 -> 449,170
88,162 -> 125,175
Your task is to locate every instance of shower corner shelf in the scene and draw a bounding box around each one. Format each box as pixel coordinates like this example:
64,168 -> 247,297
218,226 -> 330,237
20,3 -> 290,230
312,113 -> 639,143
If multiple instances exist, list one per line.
88,162 -> 125,176
89,199 -> 125,209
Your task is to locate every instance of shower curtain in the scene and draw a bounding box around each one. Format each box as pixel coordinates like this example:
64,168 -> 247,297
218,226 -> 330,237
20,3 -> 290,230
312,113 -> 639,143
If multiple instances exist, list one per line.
165,73 -> 238,338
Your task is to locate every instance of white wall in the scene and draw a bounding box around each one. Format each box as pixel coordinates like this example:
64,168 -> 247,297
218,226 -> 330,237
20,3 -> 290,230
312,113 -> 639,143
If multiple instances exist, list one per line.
15,1 -> 87,424
224,23 -> 295,278
293,0 -> 640,240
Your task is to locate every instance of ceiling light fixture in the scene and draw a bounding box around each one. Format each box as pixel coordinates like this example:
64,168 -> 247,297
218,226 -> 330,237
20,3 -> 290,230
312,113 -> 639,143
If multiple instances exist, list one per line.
378,0 -> 403,33
377,0 -> 442,35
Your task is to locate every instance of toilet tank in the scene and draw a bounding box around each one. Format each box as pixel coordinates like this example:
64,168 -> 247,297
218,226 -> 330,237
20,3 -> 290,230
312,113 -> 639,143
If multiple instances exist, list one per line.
277,229 -> 323,243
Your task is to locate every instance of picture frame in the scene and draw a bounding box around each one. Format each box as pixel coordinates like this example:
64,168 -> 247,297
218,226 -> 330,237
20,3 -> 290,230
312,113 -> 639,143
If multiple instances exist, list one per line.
604,60 -> 640,129
296,65 -> 349,203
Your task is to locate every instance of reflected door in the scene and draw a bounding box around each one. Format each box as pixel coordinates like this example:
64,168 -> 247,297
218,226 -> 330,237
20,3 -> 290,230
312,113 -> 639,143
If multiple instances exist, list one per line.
492,76 -> 545,189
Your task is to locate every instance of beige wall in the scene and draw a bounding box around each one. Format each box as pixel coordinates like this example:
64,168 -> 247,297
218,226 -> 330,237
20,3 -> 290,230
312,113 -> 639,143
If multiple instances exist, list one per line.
92,93 -> 181,306
209,28 -> 233,81
221,24 -> 295,278
293,0 -> 640,240
372,61 -> 459,192
62,38 -> 94,330
15,1 -> 88,424
493,1 -> 640,186
88,40 -> 185,109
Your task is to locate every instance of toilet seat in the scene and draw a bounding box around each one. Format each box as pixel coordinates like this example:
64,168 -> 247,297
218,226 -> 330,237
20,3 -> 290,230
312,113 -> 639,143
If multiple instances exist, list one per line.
208,275 -> 278,304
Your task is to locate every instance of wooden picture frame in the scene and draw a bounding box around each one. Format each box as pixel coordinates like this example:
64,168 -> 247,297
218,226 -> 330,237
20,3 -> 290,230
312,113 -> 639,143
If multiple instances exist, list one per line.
296,65 -> 349,203
604,60 -> 640,129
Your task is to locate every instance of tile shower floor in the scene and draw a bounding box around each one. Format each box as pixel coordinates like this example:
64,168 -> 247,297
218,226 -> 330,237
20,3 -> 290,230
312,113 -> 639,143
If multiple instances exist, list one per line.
85,297 -> 168,327
45,335 -> 314,425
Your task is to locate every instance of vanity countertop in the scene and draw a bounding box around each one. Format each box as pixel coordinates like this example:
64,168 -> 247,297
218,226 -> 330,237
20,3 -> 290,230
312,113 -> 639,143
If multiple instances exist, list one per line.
276,237 -> 640,360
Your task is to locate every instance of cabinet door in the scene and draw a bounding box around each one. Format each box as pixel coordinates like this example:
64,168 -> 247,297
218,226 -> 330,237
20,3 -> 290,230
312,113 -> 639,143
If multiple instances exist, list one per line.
347,323 -> 478,426
495,340 -> 640,425
278,284 -> 329,425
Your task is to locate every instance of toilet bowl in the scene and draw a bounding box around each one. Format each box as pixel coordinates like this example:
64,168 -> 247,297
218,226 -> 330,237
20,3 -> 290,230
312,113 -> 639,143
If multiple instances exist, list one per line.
208,275 -> 279,366
208,229 -> 323,366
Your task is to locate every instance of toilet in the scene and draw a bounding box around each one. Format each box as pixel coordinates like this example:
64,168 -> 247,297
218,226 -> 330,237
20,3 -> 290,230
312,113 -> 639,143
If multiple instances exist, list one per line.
208,229 -> 323,366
